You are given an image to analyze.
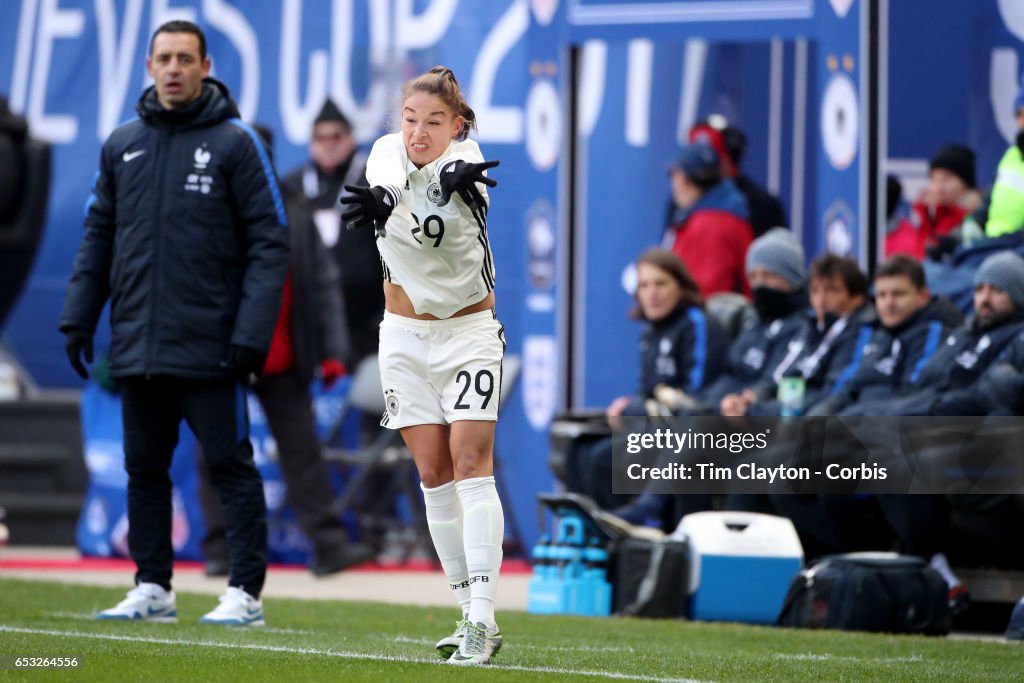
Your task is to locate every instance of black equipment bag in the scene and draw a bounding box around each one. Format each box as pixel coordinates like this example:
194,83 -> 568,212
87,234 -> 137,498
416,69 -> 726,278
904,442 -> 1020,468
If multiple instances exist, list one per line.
610,536 -> 689,618
777,553 -> 951,635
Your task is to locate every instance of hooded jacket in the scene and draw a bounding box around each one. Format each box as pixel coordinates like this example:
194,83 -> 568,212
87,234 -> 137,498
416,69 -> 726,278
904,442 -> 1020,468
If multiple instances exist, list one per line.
667,179 -> 754,299
60,79 -> 289,378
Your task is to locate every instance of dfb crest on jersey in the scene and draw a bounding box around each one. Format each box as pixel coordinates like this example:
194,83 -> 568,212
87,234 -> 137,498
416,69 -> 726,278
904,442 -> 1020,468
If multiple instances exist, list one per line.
523,335 -> 557,430
385,389 -> 400,416
427,181 -> 443,205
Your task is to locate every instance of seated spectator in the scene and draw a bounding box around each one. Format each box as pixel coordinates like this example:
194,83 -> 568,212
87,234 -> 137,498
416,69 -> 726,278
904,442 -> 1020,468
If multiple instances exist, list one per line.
721,254 -> 875,418
664,142 -> 755,298
688,115 -> 787,237
616,231 -> 809,527
986,77 -> 1024,238
680,228 -> 809,412
825,252 -> 1024,616
885,144 -> 982,259
564,249 -> 728,510
845,251 -> 1024,417
808,254 -> 963,416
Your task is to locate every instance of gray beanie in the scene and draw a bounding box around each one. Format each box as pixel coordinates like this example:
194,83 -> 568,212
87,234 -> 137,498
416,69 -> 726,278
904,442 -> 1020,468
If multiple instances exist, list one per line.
974,251 -> 1024,308
745,228 -> 806,288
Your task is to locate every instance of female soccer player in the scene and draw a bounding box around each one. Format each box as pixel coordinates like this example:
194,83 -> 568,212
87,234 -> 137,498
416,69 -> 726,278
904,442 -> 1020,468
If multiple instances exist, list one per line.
340,66 -> 504,666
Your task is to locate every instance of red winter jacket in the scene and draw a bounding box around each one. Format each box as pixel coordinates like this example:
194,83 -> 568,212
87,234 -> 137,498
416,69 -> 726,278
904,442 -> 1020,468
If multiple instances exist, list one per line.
885,202 -> 967,259
670,208 -> 754,299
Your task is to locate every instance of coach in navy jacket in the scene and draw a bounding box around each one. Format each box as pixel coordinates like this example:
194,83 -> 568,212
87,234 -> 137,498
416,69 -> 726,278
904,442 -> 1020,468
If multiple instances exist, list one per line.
60,76 -> 288,377
59,21 -> 288,623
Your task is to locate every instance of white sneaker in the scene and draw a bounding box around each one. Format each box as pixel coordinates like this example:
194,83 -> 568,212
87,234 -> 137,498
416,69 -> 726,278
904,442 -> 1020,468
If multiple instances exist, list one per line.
96,583 -> 177,622
199,586 -> 265,627
435,617 -> 470,660
448,621 -> 502,666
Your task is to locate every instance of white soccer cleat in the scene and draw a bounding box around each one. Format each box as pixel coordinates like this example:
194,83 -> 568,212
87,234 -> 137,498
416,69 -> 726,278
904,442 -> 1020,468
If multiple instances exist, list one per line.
448,621 -> 502,666
435,617 -> 470,660
199,586 -> 265,627
96,583 -> 178,622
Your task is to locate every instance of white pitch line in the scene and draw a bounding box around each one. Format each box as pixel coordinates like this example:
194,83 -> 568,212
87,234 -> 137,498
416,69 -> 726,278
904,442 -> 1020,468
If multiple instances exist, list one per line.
43,611 -> 95,621
41,613 -> 311,635
0,625 -> 712,683
774,652 -> 924,664
392,635 -> 636,653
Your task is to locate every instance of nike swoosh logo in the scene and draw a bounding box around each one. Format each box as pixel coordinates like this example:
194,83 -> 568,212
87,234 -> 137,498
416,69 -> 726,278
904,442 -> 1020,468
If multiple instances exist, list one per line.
123,150 -> 146,162
147,605 -> 168,615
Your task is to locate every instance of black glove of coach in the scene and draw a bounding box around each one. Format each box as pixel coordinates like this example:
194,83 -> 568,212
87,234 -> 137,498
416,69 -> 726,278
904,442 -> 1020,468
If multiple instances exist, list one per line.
226,344 -> 266,384
339,185 -> 395,238
64,330 -> 93,379
437,159 -> 499,211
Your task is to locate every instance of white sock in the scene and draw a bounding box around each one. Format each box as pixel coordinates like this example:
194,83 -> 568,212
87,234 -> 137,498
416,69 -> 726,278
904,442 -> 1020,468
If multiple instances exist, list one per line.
929,552 -> 960,588
421,480 -> 471,616
456,476 -> 504,629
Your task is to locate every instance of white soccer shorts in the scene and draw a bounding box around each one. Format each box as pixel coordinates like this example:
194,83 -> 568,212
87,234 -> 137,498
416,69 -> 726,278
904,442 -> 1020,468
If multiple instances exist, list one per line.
378,309 -> 506,429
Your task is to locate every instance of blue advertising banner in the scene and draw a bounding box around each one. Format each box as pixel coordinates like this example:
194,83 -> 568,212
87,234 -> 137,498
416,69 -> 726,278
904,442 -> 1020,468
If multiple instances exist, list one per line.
0,0 -> 560,552
5,0 -> 1023,553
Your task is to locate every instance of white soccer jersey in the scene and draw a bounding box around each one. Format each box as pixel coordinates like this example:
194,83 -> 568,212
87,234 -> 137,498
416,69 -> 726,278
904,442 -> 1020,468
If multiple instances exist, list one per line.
366,134 -> 496,318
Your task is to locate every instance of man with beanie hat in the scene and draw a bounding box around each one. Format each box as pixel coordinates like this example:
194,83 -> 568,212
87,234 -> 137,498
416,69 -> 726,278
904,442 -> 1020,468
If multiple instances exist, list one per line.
688,116 -> 787,238
281,98 -> 383,367
986,78 -> 1024,237
846,250 -> 1024,418
610,232 -> 804,528
833,252 -> 1024,617
886,143 -> 982,259
683,228 -> 810,411
745,227 -> 805,289
664,141 -> 754,298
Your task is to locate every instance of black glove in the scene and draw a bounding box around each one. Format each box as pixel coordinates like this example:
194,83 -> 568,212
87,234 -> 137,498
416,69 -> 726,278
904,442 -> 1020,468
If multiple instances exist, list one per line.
437,159 -> 499,210
1016,130 -> 1024,157
226,344 -> 266,383
64,331 -> 93,380
925,234 -> 959,262
339,185 -> 394,238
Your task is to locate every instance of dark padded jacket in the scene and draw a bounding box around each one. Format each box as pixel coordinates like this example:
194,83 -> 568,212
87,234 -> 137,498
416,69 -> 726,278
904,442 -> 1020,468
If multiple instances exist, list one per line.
60,79 -> 289,378
810,296 -> 963,415
843,312 -> 1024,416
973,332 -> 1024,415
698,289 -> 809,410
284,195 -> 350,382
748,302 -> 877,415
625,305 -> 728,415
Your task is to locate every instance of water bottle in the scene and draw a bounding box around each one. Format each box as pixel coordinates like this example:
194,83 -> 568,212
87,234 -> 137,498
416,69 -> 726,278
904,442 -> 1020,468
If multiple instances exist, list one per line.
582,538 -> 612,616
528,535 -> 559,613
531,535 -> 551,579
777,376 -> 806,417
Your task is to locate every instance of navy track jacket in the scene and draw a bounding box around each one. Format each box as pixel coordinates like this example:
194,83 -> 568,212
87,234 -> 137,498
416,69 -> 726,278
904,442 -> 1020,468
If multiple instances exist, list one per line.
60,78 -> 289,379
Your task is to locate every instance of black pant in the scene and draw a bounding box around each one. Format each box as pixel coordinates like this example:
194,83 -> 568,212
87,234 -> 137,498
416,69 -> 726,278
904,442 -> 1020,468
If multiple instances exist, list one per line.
121,376 -> 266,597
198,371 -> 350,563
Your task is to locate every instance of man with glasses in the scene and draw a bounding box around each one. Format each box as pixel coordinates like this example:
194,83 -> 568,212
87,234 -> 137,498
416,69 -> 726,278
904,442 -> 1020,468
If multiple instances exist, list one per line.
282,99 -> 383,365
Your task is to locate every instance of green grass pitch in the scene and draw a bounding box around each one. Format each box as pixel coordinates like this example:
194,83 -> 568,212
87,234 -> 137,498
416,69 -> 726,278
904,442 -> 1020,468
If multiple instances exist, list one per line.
0,578 -> 1019,681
